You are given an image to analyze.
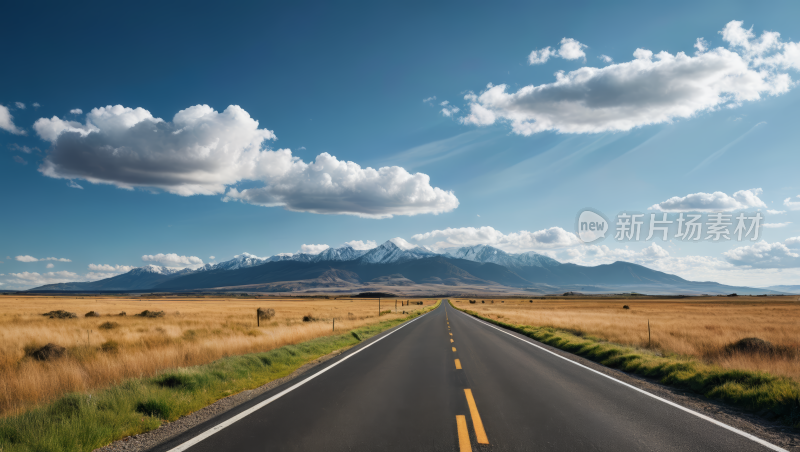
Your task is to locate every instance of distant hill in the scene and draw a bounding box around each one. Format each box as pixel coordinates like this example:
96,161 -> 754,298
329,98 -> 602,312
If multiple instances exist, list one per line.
30,242 -> 784,296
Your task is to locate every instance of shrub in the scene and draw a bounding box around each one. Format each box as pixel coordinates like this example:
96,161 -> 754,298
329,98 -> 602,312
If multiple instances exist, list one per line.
302,314 -> 314,322
469,300 -> 476,304
85,311 -> 101,317
351,331 -> 362,341
99,321 -> 119,330
136,310 -> 165,318
42,310 -> 77,319
347,312 -> 356,320
623,305 -> 630,310
100,340 -> 120,353
257,308 -> 275,320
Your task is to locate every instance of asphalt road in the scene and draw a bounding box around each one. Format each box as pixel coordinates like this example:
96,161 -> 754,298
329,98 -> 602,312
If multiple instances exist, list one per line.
151,302 -> 785,452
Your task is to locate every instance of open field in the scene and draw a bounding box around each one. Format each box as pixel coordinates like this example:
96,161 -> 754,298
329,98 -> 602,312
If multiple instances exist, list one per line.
0,294 -> 435,417
453,296 -> 800,381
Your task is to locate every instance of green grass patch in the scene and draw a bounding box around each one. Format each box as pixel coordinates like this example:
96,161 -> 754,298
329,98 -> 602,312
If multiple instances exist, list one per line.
0,302 -> 438,452
452,302 -> 800,429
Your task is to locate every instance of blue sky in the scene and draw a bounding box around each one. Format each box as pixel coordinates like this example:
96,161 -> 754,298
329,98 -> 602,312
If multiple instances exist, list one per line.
3,0 -> 800,289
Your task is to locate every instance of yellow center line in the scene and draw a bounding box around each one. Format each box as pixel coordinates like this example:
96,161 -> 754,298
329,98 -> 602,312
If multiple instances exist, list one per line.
455,359 -> 462,369
456,415 -> 470,452
449,333 -> 452,336
464,389 -> 489,444
452,347 -> 456,352
450,339 -> 454,343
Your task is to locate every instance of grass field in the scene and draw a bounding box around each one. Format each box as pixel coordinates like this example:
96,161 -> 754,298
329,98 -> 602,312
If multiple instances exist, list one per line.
453,296 -> 800,380
451,297 -> 800,426
0,294 -> 433,418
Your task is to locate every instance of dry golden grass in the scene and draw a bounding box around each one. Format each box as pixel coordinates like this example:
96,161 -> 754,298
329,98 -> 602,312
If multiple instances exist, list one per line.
456,296 -> 800,380
0,294 -> 433,417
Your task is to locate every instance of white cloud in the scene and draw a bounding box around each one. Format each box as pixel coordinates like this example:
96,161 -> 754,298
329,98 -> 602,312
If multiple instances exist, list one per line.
141,253 -> 203,268
343,240 -> 378,250
649,188 -> 766,212
423,96 -> 437,103
36,104 -> 457,219
15,255 -> 71,263
464,21 -> 796,135
763,222 -> 791,228
67,180 -> 83,189
300,244 -> 330,255
695,38 -> 709,54
528,38 -> 587,65
9,143 -> 37,154
767,209 -> 786,214
7,271 -> 82,287
88,264 -> 136,273
598,54 -> 613,63
32,102 -> 40,109
786,236 -> 800,248
0,105 -> 24,135
389,237 -> 417,250
13,156 -> 27,165
557,38 -> 587,60
412,226 -> 581,252
70,109 -> 83,115
209,256 -> 216,260
784,196 -> 800,210
46,263 -> 54,269
15,102 -> 25,110
724,240 -> 800,268
440,100 -> 460,117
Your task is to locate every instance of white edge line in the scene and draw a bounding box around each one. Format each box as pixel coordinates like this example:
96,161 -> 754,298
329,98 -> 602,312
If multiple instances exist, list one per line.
450,304 -> 788,452
166,309 -> 433,452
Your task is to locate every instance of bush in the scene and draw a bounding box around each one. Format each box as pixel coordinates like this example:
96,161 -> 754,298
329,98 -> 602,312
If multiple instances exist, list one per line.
302,314 -> 315,322
99,321 -> 119,330
136,310 -> 165,318
351,331 -> 362,341
257,308 -> 275,320
623,305 -> 630,310
85,311 -> 101,317
100,340 -> 120,353
469,300 -> 476,304
42,310 -> 77,319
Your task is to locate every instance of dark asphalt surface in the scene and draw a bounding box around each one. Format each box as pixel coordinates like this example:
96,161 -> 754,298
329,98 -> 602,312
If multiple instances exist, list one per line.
150,302 -> 783,452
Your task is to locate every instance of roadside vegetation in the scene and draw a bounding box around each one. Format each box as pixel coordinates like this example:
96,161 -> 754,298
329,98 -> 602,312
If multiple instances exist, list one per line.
451,298 -> 800,428
0,298 -> 438,452
0,295 -> 434,417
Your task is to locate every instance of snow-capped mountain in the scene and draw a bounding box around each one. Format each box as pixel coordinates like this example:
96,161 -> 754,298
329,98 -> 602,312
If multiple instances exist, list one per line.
129,264 -> 193,276
359,240 -> 438,264
444,245 -> 560,268
204,252 -> 269,271
311,245 -> 368,262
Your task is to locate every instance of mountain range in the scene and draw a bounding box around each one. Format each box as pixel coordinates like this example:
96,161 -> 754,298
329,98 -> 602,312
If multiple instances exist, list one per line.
30,241 -> 786,296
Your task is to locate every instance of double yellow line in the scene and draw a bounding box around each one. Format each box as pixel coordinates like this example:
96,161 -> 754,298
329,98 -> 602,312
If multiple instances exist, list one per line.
448,309 -> 489,451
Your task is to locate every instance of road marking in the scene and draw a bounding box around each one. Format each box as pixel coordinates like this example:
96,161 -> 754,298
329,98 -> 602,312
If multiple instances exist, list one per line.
449,332 -> 453,336
450,339 -> 454,343
457,310 -> 788,452
456,415 -> 471,452
464,389 -> 489,444
452,347 -> 457,352
164,311 -> 431,452
455,359 -> 462,369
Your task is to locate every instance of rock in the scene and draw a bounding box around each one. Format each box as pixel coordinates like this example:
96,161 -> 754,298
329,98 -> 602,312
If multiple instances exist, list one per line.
85,311 -> 101,317
31,343 -> 67,361
42,310 -> 77,319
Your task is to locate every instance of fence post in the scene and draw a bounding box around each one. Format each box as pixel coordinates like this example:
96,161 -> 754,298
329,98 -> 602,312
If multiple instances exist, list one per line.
648,319 -> 651,348
257,309 -> 260,327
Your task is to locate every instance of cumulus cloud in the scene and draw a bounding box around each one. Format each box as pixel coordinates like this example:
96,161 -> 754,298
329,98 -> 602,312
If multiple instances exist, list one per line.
528,38 -> 587,65
7,271 -> 81,287
46,263 -> 54,269
649,188 -> 766,212
209,256 -> 216,260
786,237 -> 800,248
33,103 -> 40,109
411,226 -> 581,252
141,253 -> 203,268
724,240 -> 800,268
423,96 -> 437,103
15,255 -> 71,262
70,109 -> 83,115
35,104 -> 457,219
343,240 -> 378,250
0,105 -> 24,135
389,237 -> 417,250
300,244 -> 330,255
763,222 -> 791,228
13,156 -> 27,165
767,209 -> 786,214
440,100 -> 460,117
598,54 -> 613,63
784,196 -> 800,210
15,102 -> 25,110
88,264 -> 136,273
464,21 -> 797,135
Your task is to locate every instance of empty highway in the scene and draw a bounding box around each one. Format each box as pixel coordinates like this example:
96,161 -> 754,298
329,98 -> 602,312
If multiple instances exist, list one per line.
150,302 -> 785,452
